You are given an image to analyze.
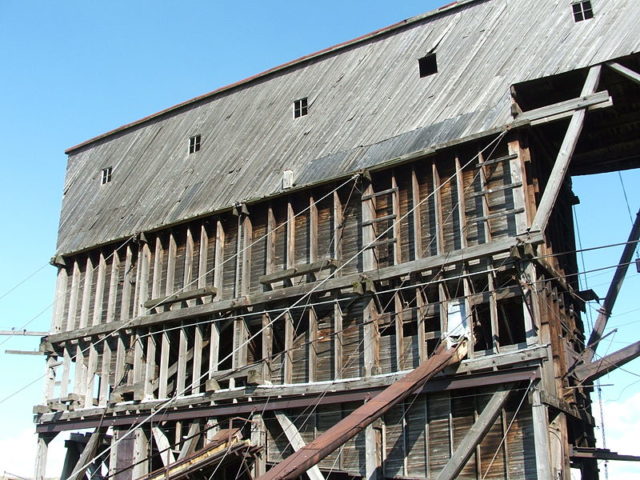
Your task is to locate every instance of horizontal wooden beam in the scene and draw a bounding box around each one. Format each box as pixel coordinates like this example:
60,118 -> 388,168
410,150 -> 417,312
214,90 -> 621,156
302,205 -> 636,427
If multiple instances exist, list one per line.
571,447 -> 640,462
144,287 -> 217,309
0,330 -> 48,336
516,90 -> 610,124
607,62 -> 640,86
259,259 -> 340,285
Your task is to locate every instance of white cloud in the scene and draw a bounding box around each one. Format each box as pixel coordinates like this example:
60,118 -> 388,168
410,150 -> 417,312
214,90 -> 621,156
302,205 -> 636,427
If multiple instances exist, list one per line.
594,392 -> 640,479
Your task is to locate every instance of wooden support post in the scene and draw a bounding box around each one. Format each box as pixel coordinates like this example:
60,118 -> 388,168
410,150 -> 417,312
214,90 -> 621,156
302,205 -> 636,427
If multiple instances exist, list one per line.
132,331 -> 145,389
576,340 -> 640,383
275,412 -> 325,480
308,307 -> 318,382
284,311 -> 294,384
435,386 -> 512,480
74,343 -> 87,402
241,215 -> 252,295
251,413 -> 267,477
198,225 -> 209,290
152,426 -> 176,467
152,236 -> 164,300
334,302 -> 343,379
310,194 -> 319,264
432,163 -> 444,255
287,200 -> 296,271
92,253 -> 107,326
144,330 -> 157,399
333,191 -> 343,269
455,156 -> 467,249
362,182 -> 377,270
508,138 -> 530,233
158,330 -> 170,398
132,427 -> 150,479
192,324 -> 204,393
44,354 -> 57,402
531,385 -> 553,480
391,172 -> 401,265
209,321 -> 220,379
35,433 -> 57,480
608,62 -> 640,85
120,245 -> 134,321
488,271 -> 500,353
137,242 -> 151,317
79,256 -> 94,329
52,266 -> 68,333
266,205 -> 277,277
262,314 -> 273,383
411,166 -> 423,260
363,298 -> 379,377
114,333 -> 127,389
166,233 -> 177,299
60,347 -> 71,398
365,423 -> 380,480
416,288 -> 427,363
394,292 -> 404,370
531,65 -> 601,233
184,227 -> 195,296
98,340 -> 112,405
67,260 -> 80,331
176,324 -> 188,395
521,262 -> 539,346
232,317 -> 249,389
106,251 -> 120,323
478,151 -> 493,244
214,220 -> 225,298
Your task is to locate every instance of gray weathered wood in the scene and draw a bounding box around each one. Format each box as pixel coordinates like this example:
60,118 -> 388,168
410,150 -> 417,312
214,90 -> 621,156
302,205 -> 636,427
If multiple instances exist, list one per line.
275,411 -> 326,480
608,62 -> 640,85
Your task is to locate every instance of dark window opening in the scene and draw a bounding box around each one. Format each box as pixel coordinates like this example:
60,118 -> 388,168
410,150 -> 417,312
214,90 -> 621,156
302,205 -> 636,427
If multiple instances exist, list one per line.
472,303 -> 493,352
293,98 -> 308,118
572,1 -> 594,22
188,134 -> 201,154
101,166 -> 112,185
418,53 -> 438,77
497,297 -> 526,346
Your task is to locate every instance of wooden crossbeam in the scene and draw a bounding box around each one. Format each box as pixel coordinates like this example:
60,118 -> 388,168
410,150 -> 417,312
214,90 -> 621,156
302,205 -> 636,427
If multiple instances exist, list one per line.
530,65 -> 602,233
435,386 -> 513,480
607,62 -> 640,85
67,428 -> 105,480
144,287 -> 217,309
275,412 -> 325,480
583,210 -> 640,362
576,340 -> 640,384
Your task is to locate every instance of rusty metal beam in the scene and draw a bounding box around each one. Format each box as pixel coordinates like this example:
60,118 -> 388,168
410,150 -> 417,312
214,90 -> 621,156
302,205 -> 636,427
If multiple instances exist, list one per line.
576,340 -> 640,384
583,210 -> 640,363
256,341 -> 467,480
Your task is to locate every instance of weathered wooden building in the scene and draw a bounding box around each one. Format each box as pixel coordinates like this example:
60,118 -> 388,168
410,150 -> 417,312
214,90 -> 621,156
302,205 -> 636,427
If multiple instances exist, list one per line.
34,0 -> 640,479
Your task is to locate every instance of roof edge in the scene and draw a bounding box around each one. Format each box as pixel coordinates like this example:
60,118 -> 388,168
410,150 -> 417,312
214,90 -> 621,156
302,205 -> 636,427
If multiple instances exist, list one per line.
65,0 -> 483,155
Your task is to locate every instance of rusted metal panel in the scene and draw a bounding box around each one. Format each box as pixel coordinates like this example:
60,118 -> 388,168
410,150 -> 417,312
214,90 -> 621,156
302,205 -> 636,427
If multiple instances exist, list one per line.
256,341 -> 466,480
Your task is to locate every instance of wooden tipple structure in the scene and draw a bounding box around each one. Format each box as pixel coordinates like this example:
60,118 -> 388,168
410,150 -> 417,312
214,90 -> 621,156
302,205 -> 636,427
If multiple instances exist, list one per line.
34,1 -> 640,479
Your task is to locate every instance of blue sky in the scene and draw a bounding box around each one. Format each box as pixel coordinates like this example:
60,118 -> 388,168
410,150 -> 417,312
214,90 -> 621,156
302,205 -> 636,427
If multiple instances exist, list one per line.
0,1 -> 638,478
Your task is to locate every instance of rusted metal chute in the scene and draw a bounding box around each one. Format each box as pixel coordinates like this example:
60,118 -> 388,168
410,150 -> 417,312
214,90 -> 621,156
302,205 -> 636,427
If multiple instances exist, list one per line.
256,340 -> 468,480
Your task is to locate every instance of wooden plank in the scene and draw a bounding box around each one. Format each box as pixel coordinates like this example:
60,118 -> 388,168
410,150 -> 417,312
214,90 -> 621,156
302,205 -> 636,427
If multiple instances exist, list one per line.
308,308 -> 318,382
166,233 -> 177,298
435,386 -> 512,480
99,341 -> 112,405
105,251 -> 120,323
455,156 -> 467,250
267,205 -> 277,276
120,245 -> 133,321
287,200 -> 295,270
284,311 -> 294,384
144,331 -> 157,400
411,166 -> 423,260
158,331 -> 170,399
531,65 -> 601,233
392,172 -> 402,265
334,303 -> 343,379
333,191 -> 343,267
192,325 -> 204,393
176,325 -> 188,395
152,236 -> 164,300
475,153 -> 517,169
259,259 -> 340,284
241,215 -> 253,295
607,62 -> 640,85
209,322 -> 220,378
516,90 -> 610,123
152,426 -> 176,467
432,162 -> 444,255
184,227 -> 195,294
143,287 -> 218,309
79,256 -> 94,329
361,186 -> 398,201
274,412 -> 325,480
177,422 -> 201,460
214,221 -> 225,296
133,427 -> 150,478
576,340 -> 640,383
198,225 -> 209,289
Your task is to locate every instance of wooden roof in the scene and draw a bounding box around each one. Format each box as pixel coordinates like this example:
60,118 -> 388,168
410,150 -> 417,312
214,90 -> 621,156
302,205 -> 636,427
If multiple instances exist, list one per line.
57,0 -> 640,255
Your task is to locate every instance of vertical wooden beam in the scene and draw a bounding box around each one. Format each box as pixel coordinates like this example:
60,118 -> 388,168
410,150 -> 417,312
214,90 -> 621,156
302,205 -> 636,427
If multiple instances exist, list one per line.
137,241 -> 151,317
235,215 -> 243,298
266,205 -> 277,276
362,182 -> 377,271
178,422 -> 201,460
120,245 -> 134,321
158,330 -> 170,399
132,331 -> 146,389
241,215 -> 253,295
92,253 -> 107,326
531,385 -> 553,480
44,355 -> 57,403
232,317 -> 249,389
508,138 -> 530,233
394,292 -> 404,370
152,236 -> 164,300
310,194 -> 319,263
176,324 -> 188,396
52,267 -> 68,333
132,427 -> 150,478
287,200 -> 296,270
105,251 -> 120,324
432,162 -> 444,255
209,321 -> 220,379
455,156 -> 467,249
79,256 -> 94,329
184,226 -> 194,294
333,191 -> 343,267
166,233 -> 177,298
144,330 -> 157,399
262,313 -> 273,383
488,271 -> 500,353
66,260 -> 81,331
363,299 -> 379,377
478,151 -> 493,244
35,433 -> 56,480
251,413 -> 267,477
308,307 -> 318,382
416,288 -> 427,363
334,302 -> 343,379
60,348 -> 71,398
531,65 -> 601,233
284,311 -> 294,384
198,224 -> 209,289
114,333 -> 127,390
391,172 -> 401,265
275,412 -> 325,480
192,324 -> 204,393
74,343 -> 87,401
214,220 -> 225,298
411,166 -> 423,260
99,340 -> 112,405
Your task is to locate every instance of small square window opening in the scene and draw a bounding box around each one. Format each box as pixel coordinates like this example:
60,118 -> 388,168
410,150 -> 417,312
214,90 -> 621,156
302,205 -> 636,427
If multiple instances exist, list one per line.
101,167 -> 112,185
189,134 -> 201,154
572,1 -> 594,22
293,98 -> 308,118
418,53 -> 438,78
